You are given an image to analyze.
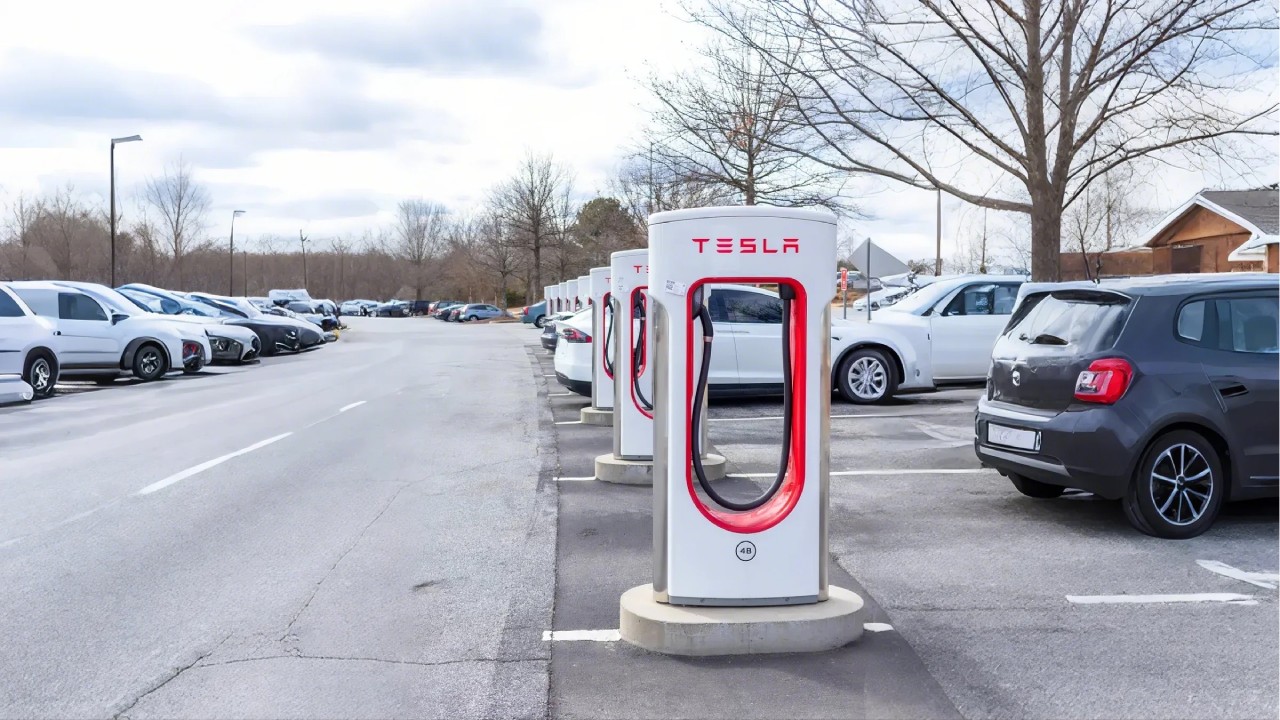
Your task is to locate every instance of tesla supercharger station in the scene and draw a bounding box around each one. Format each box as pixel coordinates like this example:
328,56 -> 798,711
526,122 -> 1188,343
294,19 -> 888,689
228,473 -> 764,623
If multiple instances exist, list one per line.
543,285 -> 554,311
546,285 -> 559,314
609,249 -> 652,461
588,266 -> 614,411
648,206 -> 836,607
564,279 -> 579,314
576,274 -> 590,312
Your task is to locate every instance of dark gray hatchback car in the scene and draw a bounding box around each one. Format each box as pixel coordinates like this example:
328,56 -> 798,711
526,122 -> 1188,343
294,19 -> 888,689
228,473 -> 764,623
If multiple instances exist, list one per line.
975,273 -> 1278,538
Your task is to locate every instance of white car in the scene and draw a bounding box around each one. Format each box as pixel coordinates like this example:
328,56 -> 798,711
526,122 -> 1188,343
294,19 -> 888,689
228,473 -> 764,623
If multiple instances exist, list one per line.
0,375 -> 33,404
552,309 -> 595,394
830,274 -> 1026,403
0,283 -> 61,399
8,282 -> 212,383
850,286 -> 913,312
114,285 -> 261,364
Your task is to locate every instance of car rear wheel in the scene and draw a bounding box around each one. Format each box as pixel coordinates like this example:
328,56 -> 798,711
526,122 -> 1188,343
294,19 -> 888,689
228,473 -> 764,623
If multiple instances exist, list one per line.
23,351 -> 57,399
467,314 -> 478,322
534,315 -> 546,328
1123,430 -> 1224,539
837,348 -> 897,404
1009,473 -> 1065,499
132,343 -> 168,382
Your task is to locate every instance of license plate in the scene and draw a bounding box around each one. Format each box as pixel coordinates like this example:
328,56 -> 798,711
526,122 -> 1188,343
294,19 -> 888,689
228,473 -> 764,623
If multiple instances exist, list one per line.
987,423 -> 1039,451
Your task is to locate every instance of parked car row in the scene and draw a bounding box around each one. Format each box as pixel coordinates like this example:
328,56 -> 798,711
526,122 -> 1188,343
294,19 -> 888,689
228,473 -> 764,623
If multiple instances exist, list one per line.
544,272 -> 1279,538
428,301 -> 511,322
0,281 -> 342,403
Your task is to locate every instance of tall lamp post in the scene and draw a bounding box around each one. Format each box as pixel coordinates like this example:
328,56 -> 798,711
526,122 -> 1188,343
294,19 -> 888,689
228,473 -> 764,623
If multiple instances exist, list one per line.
228,210 -> 245,295
299,230 -> 309,288
109,134 -> 143,287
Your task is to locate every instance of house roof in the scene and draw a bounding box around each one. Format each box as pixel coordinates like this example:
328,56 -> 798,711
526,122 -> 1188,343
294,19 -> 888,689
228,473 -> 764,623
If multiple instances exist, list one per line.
1140,185 -> 1279,262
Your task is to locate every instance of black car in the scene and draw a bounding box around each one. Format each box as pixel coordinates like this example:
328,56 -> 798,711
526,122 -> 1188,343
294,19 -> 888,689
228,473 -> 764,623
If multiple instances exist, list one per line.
975,273 -> 1279,539
433,302 -> 463,320
541,315 -> 565,350
408,300 -> 433,316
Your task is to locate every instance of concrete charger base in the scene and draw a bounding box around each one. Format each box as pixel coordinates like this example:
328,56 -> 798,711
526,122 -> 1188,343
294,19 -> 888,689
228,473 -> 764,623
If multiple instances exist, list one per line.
580,406 -> 614,426
594,453 -> 726,486
619,584 -> 865,656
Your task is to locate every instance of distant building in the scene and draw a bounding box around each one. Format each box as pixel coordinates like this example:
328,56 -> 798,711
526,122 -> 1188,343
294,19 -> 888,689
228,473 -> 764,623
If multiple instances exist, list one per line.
1061,185 -> 1278,279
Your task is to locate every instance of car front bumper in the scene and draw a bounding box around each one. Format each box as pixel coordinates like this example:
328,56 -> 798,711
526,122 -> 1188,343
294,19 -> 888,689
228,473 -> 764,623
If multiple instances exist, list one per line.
208,337 -> 245,363
973,398 -> 1138,499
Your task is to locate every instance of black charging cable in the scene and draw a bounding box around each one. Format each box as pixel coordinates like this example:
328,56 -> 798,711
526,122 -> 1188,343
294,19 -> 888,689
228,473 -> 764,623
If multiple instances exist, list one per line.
603,296 -> 615,377
633,291 -> 653,411
690,285 -> 795,511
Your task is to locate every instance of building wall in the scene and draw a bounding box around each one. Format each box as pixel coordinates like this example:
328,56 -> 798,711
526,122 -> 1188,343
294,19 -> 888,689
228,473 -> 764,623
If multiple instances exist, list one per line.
1268,244 -> 1278,273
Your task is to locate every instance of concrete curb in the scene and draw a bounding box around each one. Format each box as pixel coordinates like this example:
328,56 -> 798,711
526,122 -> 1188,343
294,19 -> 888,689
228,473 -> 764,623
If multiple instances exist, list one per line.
580,407 -> 613,426
594,453 -> 726,486
619,584 -> 866,656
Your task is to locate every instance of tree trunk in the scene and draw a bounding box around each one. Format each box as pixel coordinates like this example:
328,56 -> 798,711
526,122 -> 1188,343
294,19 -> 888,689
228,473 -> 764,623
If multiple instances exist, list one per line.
1030,203 -> 1062,281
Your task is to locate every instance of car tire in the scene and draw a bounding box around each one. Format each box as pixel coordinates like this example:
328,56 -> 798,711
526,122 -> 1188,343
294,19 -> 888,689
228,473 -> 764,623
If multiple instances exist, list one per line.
467,314 -> 478,322
836,348 -> 897,404
1123,430 -> 1224,539
131,343 -> 168,382
1009,473 -> 1065,499
23,351 -> 58,400
534,315 -> 546,328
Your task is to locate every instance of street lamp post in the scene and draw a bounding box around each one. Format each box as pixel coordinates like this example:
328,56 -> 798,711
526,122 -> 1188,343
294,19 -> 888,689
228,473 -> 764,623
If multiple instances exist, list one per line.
109,134 -> 143,287
299,230 -> 309,288
228,210 -> 245,296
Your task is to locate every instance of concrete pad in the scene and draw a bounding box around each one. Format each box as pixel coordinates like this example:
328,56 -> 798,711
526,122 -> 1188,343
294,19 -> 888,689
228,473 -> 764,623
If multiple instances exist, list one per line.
580,406 -> 613,426
619,584 -> 865,657
595,453 -> 726,486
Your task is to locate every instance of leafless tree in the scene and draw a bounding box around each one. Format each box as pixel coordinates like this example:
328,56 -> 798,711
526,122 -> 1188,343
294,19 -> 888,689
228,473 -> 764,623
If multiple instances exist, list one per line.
392,199 -> 450,300
695,0 -> 1278,279
611,146 -> 736,229
644,32 -> 850,210
457,213 -> 526,308
493,153 -> 575,296
1062,164 -> 1158,279
144,157 -> 211,286
1,193 -> 43,279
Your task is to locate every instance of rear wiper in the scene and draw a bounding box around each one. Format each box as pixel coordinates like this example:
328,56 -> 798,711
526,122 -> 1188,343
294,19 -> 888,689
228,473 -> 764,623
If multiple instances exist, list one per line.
1020,332 -> 1068,345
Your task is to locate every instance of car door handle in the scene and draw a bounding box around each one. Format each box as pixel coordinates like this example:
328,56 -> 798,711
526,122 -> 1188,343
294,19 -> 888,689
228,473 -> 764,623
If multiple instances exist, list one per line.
53,331 -> 61,336
1212,378 -> 1249,398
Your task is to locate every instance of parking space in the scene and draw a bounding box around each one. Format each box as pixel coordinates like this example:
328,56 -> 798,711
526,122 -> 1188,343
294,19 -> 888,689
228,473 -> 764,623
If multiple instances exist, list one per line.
527,329 -> 1278,719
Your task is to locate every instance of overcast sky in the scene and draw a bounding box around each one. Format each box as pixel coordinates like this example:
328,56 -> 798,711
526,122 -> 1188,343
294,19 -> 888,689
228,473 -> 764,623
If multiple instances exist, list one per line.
0,0 -> 1274,266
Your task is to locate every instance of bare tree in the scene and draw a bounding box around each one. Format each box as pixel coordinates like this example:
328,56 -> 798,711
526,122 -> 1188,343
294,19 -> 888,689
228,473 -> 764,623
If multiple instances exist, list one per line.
2,193 -> 43,279
493,153 -> 575,295
697,0 -> 1278,279
611,146 -> 736,229
645,31 -> 849,210
1062,164 -> 1158,279
392,199 -> 450,300
144,157 -> 211,286
457,213 -> 526,308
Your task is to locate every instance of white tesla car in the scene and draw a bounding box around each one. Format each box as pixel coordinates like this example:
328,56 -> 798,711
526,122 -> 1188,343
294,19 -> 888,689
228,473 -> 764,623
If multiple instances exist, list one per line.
8,282 -> 211,383
0,283 -> 60,399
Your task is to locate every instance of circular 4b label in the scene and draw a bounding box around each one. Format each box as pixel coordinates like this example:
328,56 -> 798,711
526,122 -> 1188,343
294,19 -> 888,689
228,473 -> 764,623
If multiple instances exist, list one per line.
735,541 -> 756,561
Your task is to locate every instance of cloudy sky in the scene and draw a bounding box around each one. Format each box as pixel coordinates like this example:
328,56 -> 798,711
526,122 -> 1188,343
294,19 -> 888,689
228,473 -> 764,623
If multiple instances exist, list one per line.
0,0 -> 1274,265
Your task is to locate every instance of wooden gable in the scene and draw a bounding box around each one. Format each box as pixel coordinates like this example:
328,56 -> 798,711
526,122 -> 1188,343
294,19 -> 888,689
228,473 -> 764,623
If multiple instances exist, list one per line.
1148,205 -> 1251,248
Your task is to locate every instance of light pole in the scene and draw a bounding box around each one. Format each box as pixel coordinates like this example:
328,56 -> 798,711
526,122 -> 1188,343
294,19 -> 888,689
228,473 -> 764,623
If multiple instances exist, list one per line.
299,230 -> 309,288
228,210 -> 245,296
109,134 -> 143,287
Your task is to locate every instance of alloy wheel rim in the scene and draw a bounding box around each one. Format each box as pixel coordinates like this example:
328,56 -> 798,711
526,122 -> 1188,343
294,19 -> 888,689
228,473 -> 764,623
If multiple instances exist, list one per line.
32,359 -> 51,391
1149,443 -> 1213,526
141,351 -> 161,376
849,357 -> 887,400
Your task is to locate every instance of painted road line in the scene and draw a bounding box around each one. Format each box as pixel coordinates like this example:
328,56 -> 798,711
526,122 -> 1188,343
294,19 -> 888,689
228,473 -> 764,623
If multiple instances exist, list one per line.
732,468 -> 992,478
339,400 -> 367,413
1196,560 -> 1280,590
1066,593 -> 1257,605
548,393 -> 575,397
543,629 -> 621,642
137,433 -> 293,496
864,623 -> 894,632
555,420 -> 583,426
555,476 -> 597,482
709,409 -> 970,423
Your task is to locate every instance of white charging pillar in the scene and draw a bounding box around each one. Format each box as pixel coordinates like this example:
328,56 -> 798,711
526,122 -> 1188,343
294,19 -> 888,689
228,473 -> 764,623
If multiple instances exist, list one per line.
588,267 -> 614,411
575,274 -> 590,312
610,249 -> 652,460
649,206 -> 836,606
563,279 -> 579,314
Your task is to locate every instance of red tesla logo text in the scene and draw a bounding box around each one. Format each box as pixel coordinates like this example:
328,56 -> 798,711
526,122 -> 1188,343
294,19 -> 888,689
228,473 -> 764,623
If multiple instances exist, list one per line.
632,265 -> 649,273
692,238 -> 799,254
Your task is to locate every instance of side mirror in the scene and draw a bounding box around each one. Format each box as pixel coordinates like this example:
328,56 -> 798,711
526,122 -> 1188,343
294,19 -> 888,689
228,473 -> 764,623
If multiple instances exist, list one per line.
111,313 -> 128,325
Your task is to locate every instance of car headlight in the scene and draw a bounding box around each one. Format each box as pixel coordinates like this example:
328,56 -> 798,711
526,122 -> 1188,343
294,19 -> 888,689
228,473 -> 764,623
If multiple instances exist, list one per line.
211,338 -> 230,352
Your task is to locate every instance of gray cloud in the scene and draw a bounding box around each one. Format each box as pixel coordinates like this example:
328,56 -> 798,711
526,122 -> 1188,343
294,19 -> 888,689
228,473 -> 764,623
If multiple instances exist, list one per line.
250,1 -> 547,75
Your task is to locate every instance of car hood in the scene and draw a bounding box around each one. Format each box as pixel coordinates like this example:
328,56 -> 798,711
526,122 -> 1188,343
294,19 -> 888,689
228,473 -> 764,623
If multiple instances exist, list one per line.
831,311 -> 929,330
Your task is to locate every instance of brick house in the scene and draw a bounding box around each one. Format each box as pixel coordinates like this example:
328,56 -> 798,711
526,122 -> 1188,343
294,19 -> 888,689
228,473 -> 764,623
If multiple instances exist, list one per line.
1061,185 -> 1279,279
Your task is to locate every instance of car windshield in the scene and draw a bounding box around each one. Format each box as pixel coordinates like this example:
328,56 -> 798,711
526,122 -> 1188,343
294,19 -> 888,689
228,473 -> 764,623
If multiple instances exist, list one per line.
883,281 -> 961,315
118,288 -> 165,313
69,285 -> 142,316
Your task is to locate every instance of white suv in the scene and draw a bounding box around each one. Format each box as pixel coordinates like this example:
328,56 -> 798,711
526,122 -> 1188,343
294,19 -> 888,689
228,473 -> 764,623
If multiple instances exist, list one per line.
8,282 -> 210,383
0,283 -> 60,399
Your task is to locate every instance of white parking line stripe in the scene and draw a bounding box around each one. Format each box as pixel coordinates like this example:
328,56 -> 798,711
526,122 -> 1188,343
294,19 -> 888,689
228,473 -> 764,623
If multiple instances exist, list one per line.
1065,593 -> 1257,605
864,623 -> 894,632
555,476 -> 596,482
542,629 -> 621,642
1196,560 -> 1280,590
339,400 -> 367,413
137,433 -> 293,496
548,393 -> 574,397
710,409 -> 969,423
555,420 -> 583,425
731,468 -> 991,478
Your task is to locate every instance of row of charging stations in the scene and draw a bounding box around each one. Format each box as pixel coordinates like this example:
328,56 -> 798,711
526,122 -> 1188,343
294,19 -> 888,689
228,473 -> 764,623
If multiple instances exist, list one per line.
541,207 -> 837,610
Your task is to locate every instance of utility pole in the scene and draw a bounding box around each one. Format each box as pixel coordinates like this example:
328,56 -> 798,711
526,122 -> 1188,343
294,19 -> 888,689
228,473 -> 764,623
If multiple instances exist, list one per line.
980,208 -> 988,274
242,249 -> 248,296
299,230 -> 309,288
934,188 -> 942,276
228,210 -> 245,296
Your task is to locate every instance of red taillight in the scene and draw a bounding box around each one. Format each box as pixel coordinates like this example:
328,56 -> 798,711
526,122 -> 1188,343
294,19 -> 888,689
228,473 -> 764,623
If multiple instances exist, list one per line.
562,328 -> 591,343
1074,358 -> 1133,404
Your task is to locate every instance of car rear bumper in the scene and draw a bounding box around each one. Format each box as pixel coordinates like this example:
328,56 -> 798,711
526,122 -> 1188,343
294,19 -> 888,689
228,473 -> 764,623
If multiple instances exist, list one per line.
556,372 -> 591,397
973,398 -> 1136,499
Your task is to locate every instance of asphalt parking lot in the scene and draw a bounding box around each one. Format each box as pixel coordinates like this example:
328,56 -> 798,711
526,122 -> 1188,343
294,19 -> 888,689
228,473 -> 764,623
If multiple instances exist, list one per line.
531,331 -> 1279,719
1,317 -> 1274,719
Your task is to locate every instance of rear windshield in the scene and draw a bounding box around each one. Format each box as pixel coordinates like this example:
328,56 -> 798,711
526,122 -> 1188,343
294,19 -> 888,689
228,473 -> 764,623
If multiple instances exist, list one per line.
1003,291 -> 1132,353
